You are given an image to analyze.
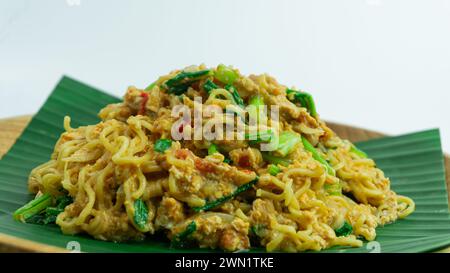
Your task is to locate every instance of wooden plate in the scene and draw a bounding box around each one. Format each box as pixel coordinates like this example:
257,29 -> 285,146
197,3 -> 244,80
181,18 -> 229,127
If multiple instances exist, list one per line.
0,115 -> 449,252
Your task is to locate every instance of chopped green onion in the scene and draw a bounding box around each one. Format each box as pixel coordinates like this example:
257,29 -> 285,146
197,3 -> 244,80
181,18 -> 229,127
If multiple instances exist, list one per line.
350,145 -> 368,158
208,144 -> 219,155
171,221 -> 197,248
245,130 -> 273,145
13,193 -> 52,222
203,79 -> 218,94
335,221 -> 353,237
324,183 -> 342,196
286,89 -> 318,118
215,64 -> 238,85
274,131 -> 301,157
193,177 -> 259,212
225,84 -> 245,108
261,152 -> 292,166
301,136 -> 335,176
154,139 -> 172,153
267,164 -> 281,176
133,199 -> 148,230
164,69 -> 212,95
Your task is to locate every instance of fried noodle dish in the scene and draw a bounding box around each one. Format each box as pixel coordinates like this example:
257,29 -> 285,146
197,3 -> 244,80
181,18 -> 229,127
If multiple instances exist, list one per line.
14,64 -> 415,252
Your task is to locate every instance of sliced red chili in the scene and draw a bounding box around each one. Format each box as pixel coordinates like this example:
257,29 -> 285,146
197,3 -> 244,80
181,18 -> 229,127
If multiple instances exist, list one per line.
238,155 -> 251,168
139,92 -> 149,115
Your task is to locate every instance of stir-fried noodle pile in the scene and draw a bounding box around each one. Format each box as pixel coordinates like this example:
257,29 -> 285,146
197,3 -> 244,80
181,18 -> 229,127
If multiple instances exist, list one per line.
15,64 -> 414,252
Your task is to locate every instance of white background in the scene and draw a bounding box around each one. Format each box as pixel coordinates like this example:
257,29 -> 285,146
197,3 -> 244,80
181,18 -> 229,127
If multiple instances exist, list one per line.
1,0 -> 449,150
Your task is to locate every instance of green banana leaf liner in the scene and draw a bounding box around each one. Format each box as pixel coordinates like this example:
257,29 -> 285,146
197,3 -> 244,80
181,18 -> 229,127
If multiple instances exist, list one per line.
0,76 -> 449,253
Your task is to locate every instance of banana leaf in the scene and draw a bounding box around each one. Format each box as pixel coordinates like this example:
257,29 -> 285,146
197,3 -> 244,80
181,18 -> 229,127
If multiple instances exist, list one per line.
0,76 -> 449,253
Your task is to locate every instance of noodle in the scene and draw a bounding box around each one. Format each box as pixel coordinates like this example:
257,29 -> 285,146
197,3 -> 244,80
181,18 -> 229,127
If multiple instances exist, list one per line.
18,64 -> 414,252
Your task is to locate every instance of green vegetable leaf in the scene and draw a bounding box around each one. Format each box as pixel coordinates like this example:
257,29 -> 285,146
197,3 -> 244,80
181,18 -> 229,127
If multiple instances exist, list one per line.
45,207 -> 63,216
274,131 -> 301,157
225,84 -> 245,108
171,221 -> 197,248
15,194 -> 72,225
193,177 -> 259,212
301,136 -> 335,176
215,64 -> 238,85
335,221 -> 353,237
286,89 -> 318,118
208,144 -> 219,155
250,224 -> 266,237
203,79 -> 218,94
55,195 -> 73,210
249,95 -> 264,107
154,139 -> 172,153
133,199 -> 148,230
166,84 -> 191,96
245,130 -> 273,145
248,95 -> 265,125
324,183 -> 342,196
350,145 -> 368,158
164,70 -> 212,95
13,193 -> 52,222
267,164 -> 281,176
145,81 -> 157,91
261,152 -> 292,166
223,157 -> 232,164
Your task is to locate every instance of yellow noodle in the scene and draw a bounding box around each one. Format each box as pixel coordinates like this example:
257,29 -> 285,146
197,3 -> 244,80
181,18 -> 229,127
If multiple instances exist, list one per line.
22,64 -> 415,252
